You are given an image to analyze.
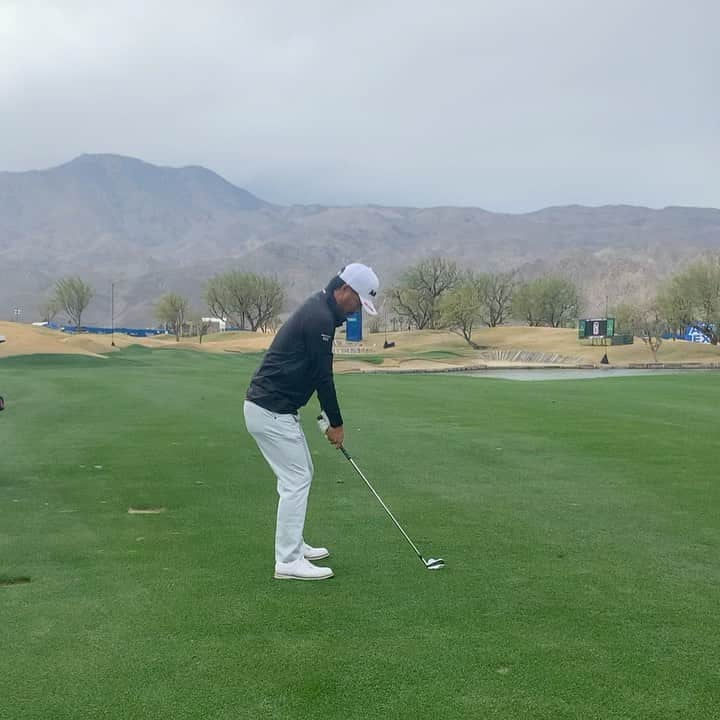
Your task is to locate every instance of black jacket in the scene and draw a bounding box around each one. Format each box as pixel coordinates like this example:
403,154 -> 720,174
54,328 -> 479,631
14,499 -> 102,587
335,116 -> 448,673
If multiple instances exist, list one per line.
246,289 -> 346,426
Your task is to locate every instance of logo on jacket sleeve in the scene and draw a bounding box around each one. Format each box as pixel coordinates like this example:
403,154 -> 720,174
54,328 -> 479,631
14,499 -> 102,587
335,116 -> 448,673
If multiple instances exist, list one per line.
321,333 -> 331,342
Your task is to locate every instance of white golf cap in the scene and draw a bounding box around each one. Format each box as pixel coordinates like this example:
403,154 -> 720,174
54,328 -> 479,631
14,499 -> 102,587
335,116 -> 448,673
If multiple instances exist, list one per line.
339,263 -> 379,315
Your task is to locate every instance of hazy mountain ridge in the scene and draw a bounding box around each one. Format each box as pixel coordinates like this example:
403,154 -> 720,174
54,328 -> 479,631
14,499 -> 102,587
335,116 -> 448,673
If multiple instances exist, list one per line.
1,154 -> 718,325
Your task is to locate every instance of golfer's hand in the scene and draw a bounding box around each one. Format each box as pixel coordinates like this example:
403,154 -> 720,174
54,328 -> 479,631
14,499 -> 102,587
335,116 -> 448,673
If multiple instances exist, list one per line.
326,425 -> 344,449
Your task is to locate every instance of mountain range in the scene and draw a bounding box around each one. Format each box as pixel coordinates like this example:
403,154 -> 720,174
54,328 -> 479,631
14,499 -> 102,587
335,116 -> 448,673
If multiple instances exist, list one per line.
1,154 -> 719,326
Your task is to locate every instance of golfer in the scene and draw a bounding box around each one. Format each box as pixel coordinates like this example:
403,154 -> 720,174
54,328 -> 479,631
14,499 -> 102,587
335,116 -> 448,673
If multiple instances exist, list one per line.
244,263 -> 380,580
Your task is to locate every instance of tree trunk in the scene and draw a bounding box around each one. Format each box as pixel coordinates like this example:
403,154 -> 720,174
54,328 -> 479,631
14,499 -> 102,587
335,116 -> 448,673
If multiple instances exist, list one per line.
462,330 -> 479,349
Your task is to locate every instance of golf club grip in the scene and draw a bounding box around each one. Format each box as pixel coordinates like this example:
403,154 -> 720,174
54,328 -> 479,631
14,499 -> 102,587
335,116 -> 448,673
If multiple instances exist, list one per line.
339,446 -> 352,460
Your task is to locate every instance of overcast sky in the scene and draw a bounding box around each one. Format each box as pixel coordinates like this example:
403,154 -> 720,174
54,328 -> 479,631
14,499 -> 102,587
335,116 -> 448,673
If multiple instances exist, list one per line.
1,0 -> 718,211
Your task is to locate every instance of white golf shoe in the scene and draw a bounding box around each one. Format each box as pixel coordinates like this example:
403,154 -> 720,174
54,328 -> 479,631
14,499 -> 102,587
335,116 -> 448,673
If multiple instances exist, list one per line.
303,542 -> 330,561
274,557 -> 334,581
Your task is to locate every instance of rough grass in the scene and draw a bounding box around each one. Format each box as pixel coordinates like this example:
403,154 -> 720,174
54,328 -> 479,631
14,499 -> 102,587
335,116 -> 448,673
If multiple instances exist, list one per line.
1,348 -> 719,719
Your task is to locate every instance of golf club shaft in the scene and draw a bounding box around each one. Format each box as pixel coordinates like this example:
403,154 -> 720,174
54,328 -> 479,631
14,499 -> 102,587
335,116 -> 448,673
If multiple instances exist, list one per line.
339,446 -> 425,563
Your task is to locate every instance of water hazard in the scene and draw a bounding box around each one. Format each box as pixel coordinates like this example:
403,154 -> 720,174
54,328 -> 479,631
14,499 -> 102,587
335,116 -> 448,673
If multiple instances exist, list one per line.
461,368 -> 715,381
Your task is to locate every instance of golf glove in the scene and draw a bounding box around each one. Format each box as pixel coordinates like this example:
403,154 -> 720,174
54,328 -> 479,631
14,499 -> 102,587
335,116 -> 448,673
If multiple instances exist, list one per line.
317,411 -> 330,434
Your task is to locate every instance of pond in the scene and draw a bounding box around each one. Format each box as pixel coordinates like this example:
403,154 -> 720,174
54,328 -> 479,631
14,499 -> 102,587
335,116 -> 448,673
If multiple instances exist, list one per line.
461,368 -> 716,381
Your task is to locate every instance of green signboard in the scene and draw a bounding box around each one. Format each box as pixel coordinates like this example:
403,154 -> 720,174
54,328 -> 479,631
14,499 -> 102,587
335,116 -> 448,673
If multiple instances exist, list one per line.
578,318 -> 615,338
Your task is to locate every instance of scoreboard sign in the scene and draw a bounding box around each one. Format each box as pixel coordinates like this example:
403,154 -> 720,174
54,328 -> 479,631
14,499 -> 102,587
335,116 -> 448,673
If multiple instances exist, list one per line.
578,318 -> 615,339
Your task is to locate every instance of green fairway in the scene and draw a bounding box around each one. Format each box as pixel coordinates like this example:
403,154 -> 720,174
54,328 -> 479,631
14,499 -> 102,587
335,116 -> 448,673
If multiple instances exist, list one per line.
1,348 -> 719,719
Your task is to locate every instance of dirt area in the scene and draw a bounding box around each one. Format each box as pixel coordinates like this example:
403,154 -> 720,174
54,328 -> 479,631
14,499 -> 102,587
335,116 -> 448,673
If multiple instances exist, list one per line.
365,327 -> 720,369
1,321 -> 718,370
0,322 -> 115,359
0,322 -> 272,359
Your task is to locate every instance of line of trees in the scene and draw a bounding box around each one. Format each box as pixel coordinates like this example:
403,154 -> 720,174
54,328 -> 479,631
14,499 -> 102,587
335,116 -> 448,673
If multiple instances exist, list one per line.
204,271 -> 286,332
387,256 -> 582,347
387,253 -> 720,353
156,272 -> 286,341
609,254 -> 720,359
31,253 -> 720,353
33,271 -> 286,342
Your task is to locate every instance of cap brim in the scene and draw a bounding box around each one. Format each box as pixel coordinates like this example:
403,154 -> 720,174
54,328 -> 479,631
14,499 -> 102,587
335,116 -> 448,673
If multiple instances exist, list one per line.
360,297 -> 377,315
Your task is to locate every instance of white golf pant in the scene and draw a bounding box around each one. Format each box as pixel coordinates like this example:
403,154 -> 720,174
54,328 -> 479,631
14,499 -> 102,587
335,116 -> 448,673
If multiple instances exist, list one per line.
243,400 -> 314,564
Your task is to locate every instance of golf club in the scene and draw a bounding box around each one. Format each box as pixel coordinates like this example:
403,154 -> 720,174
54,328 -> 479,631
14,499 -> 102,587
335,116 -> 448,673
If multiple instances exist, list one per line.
317,413 -> 444,570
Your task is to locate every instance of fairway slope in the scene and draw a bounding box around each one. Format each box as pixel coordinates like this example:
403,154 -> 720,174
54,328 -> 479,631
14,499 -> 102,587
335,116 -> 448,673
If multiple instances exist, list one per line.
1,321 -> 718,369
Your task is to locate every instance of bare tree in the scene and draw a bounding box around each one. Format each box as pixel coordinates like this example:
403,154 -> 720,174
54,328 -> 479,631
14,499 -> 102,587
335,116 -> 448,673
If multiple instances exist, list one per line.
389,257 -> 459,329
636,304 -> 666,362
205,276 -> 234,326
155,293 -> 189,342
205,272 -> 249,329
188,314 -> 212,344
440,276 -> 483,348
246,275 -> 286,332
615,301 -> 666,361
53,276 -> 94,329
477,271 -> 516,327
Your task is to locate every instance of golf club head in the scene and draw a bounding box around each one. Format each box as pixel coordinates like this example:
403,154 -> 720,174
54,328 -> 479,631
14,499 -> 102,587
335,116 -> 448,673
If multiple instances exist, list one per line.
424,557 -> 445,570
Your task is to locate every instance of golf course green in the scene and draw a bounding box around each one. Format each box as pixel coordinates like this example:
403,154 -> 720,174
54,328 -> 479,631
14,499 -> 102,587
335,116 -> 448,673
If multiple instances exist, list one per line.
1,347 -> 718,719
